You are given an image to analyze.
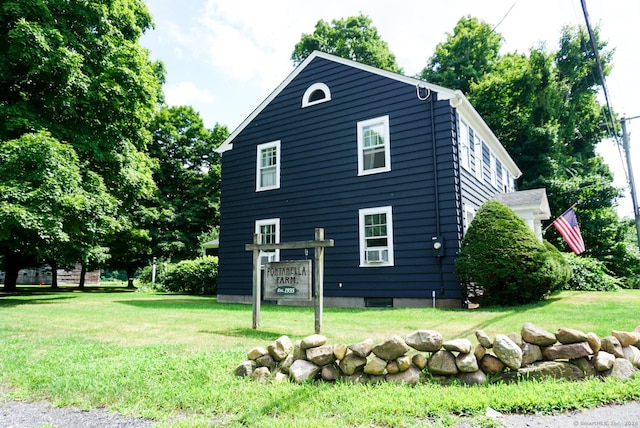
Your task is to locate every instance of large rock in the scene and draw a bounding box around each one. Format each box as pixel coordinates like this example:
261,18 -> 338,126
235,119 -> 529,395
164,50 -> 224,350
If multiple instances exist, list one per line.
247,346 -> 268,360
586,332 -> 601,354
607,358 -> 636,380
594,351 -> 616,371
455,352 -> 479,373
255,354 -> 276,371
386,360 -> 399,374
412,353 -> 427,369
321,364 -> 341,381
363,356 -> 388,375
555,327 -> 588,344
405,330 -> 443,352
474,344 -> 486,360
386,365 -> 422,385
293,340 -> 306,360
475,330 -> 493,348
479,354 -> 505,374
494,334 -> 523,370
333,343 -> 348,360
457,370 -> 487,386
348,338 -> 374,358
518,361 -> 585,381
571,357 -> 598,377
542,342 -> 593,360
397,355 -> 412,372
622,346 -> 640,368
521,323 -> 556,346
280,354 -> 294,373
443,338 -> 472,354
268,335 -> 293,361
339,352 -> 367,375
507,332 -> 523,347
521,342 -> 543,367
600,336 -> 624,358
289,359 -> 320,382
428,350 -> 458,375
372,335 -> 410,360
235,360 -> 256,377
251,366 -> 271,383
613,330 -> 640,347
306,345 -> 335,366
300,334 -> 327,350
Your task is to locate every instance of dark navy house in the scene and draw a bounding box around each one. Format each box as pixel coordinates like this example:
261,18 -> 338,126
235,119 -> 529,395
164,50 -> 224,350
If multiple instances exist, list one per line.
216,51 -> 523,308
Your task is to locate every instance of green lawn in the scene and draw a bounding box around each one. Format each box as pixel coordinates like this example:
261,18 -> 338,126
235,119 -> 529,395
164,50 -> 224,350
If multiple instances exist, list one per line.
0,287 -> 639,427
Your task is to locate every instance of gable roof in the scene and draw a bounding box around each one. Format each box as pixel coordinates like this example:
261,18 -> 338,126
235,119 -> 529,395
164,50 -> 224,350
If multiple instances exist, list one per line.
494,188 -> 551,219
216,51 -> 521,178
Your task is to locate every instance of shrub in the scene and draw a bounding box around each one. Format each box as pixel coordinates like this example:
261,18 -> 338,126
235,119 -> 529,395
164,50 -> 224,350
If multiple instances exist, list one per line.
562,253 -> 622,291
159,256 -> 218,295
456,200 -> 569,306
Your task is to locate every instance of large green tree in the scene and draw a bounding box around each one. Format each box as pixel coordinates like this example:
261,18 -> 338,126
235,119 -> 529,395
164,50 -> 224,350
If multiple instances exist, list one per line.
0,0 -> 164,286
421,15 -> 502,95
422,17 -> 627,268
0,131 -> 117,290
291,13 -> 402,73
148,106 -> 228,261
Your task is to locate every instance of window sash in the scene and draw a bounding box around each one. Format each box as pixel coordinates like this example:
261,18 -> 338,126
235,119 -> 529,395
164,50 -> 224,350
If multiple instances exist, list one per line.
357,116 -> 390,175
256,141 -> 280,191
359,206 -> 394,267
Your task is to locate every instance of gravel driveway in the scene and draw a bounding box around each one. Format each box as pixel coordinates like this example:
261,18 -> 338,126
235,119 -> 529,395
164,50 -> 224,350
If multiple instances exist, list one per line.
1,399 -> 640,427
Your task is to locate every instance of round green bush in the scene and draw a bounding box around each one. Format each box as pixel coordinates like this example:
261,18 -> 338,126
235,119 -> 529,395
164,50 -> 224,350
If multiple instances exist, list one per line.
456,200 -> 570,306
159,256 -> 218,295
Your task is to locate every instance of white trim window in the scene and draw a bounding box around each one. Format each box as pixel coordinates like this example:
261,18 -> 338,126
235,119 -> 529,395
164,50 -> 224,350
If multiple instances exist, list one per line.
359,206 -> 394,267
256,140 -> 280,191
255,218 -> 280,266
490,150 -> 497,187
459,119 -> 471,171
475,139 -> 484,181
302,82 -> 331,108
357,115 -> 391,175
463,204 -> 476,233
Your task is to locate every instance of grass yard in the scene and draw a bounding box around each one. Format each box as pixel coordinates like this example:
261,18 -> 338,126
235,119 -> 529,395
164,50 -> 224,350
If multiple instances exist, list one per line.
0,287 -> 639,427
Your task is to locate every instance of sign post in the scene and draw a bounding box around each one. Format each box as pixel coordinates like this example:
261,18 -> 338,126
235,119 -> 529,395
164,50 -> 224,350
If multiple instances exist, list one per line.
245,228 -> 334,333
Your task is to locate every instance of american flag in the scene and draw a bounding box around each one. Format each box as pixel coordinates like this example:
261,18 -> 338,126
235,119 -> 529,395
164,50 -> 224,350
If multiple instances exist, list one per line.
552,207 -> 585,254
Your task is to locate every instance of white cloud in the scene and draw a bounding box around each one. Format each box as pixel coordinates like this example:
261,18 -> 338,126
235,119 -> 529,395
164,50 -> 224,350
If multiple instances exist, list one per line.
164,81 -> 214,106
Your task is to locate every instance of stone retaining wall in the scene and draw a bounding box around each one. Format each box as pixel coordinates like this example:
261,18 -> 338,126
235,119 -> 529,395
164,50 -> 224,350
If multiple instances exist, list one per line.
235,323 -> 640,385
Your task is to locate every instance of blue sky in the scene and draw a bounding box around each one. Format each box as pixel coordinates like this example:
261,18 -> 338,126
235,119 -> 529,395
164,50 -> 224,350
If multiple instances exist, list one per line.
140,0 -> 640,218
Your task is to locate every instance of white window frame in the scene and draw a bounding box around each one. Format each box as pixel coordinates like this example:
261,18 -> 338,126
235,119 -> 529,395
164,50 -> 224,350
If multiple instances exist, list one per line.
463,204 -> 476,233
490,150 -> 497,187
357,115 -> 391,176
255,218 -> 280,266
459,119 -> 471,171
475,139 -> 484,181
359,206 -> 394,267
256,140 -> 280,192
302,82 -> 331,108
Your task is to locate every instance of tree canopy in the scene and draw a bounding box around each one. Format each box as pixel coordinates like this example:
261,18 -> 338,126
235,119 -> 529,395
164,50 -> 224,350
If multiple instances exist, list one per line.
421,16 -> 628,270
0,0 -> 164,288
147,106 -> 228,261
291,13 -> 402,73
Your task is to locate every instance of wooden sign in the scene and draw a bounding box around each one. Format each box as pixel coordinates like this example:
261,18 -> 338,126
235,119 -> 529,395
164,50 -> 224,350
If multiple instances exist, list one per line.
263,260 -> 312,301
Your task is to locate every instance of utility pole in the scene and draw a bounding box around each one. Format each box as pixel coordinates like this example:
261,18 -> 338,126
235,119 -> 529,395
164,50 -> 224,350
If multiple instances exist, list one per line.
621,117 -> 640,248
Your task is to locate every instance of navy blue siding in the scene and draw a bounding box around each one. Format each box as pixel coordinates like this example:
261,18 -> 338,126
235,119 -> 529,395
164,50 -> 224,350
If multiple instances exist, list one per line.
219,57 -> 465,300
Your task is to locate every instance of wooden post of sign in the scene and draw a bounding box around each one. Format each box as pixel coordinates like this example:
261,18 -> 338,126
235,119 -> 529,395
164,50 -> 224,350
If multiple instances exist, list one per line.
251,233 -> 261,329
314,228 -> 324,334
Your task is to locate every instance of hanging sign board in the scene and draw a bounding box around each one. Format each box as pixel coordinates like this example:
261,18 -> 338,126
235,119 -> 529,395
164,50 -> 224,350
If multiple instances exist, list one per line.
264,260 -> 312,301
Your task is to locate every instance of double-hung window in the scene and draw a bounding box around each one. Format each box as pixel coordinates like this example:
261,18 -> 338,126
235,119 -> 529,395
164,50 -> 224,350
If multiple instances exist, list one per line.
459,119 -> 471,171
359,206 -> 394,267
357,116 -> 391,175
256,140 -> 280,191
255,218 -> 280,266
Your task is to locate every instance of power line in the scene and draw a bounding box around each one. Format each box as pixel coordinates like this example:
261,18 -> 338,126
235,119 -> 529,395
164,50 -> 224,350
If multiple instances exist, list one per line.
492,0 -> 519,32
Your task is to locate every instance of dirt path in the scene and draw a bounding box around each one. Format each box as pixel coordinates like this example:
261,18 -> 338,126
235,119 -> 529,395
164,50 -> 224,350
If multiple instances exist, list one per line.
2,398 -> 640,427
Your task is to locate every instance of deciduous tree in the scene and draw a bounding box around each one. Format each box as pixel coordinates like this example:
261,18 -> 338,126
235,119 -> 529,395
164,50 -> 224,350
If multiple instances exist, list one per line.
292,13 -> 402,73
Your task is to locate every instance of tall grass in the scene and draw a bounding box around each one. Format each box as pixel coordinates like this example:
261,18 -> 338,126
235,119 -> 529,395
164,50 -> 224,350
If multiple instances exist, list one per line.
0,287 -> 639,427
